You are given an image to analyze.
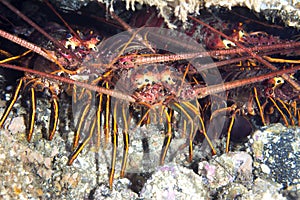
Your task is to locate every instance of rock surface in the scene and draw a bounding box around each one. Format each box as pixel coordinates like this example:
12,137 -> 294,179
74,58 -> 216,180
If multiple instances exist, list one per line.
47,0 -> 300,28
250,123 -> 300,188
1,119 -> 297,199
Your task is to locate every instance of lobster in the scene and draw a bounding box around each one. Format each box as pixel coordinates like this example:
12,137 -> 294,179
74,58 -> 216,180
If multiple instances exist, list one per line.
0,0 -> 299,192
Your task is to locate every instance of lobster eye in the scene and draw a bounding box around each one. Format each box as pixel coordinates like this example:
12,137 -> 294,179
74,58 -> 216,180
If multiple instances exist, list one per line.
274,77 -> 284,87
66,33 -> 73,39
223,39 -> 235,49
96,35 -> 102,41
92,46 -> 99,52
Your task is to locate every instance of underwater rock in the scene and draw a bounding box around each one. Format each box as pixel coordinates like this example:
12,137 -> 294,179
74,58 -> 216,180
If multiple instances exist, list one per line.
140,164 -> 208,199
250,123 -> 300,188
198,151 -> 253,189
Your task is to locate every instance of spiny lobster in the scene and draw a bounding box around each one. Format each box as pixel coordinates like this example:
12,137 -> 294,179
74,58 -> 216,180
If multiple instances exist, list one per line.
0,0 -> 299,191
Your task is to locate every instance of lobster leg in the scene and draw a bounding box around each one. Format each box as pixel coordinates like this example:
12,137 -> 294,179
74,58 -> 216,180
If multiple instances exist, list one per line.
277,99 -> 295,126
290,102 -> 300,125
177,102 -> 196,162
120,103 -> 129,178
73,91 -> 92,151
27,87 -> 36,142
196,110 -> 217,156
269,97 -> 289,126
226,112 -> 236,153
187,101 -> 217,156
172,102 -> 194,161
104,82 -> 111,145
0,78 -> 24,127
253,87 -> 266,126
109,99 -> 119,189
0,50 -> 32,64
172,101 -> 217,161
1,75 -> 58,142
68,118 -> 96,165
48,95 -> 59,141
159,107 -> 173,165
208,104 -> 237,153
96,93 -> 103,150
298,110 -> 300,125
291,101 -> 298,118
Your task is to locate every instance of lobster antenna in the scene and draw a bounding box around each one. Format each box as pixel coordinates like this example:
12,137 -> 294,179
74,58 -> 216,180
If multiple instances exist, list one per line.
0,29 -> 55,63
44,0 -> 82,43
197,66 -> 300,98
0,63 -> 136,102
189,16 -> 300,90
0,0 -> 81,61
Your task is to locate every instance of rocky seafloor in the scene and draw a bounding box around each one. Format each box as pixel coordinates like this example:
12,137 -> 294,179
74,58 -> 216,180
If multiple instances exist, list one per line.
0,94 -> 299,200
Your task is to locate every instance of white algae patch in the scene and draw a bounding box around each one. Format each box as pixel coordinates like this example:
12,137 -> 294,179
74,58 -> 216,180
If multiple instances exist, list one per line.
140,164 -> 207,199
92,179 -> 138,200
198,152 -> 253,189
138,151 -> 288,199
51,0 -> 300,28
197,151 -> 288,199
101,0 -> 300,28
250,178 -> 286,200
